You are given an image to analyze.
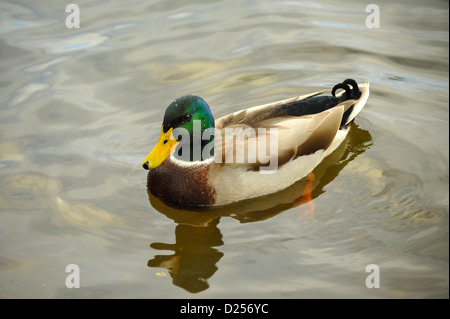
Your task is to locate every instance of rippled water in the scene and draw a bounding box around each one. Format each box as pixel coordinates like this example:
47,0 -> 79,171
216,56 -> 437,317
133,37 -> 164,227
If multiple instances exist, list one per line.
0,0 -> 448,298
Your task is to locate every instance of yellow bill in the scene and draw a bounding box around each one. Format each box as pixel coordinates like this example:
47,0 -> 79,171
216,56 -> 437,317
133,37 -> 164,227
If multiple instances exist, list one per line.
142,127 -> 178,169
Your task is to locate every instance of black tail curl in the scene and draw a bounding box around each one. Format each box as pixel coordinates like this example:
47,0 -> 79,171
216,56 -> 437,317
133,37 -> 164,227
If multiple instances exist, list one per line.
271,78 -> 363,122
332,79 -> 361,100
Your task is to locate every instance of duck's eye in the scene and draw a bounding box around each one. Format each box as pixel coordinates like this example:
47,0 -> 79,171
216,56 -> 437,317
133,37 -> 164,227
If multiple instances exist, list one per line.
163,140 -> 168,144
183,114 -> 192,122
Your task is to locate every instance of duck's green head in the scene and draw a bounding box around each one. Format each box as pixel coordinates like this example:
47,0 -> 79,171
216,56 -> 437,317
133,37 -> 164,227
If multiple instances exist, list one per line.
142,95 -> 215,170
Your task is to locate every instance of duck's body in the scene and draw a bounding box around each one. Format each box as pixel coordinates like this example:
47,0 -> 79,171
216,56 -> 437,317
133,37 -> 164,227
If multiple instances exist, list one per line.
143,79 -> 369,210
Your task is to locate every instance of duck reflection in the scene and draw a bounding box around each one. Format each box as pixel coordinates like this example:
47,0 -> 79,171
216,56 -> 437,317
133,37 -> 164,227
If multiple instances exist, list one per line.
148,218 -> 223,293
147,124 -> 372,293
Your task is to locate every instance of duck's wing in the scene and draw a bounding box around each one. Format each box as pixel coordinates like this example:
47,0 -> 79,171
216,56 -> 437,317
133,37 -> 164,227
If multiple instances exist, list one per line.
214,81 -> 369,170
215,89 -> 328,130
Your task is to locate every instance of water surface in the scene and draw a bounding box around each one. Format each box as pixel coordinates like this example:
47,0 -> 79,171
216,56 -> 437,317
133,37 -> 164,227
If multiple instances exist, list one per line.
0,0 -> 448,298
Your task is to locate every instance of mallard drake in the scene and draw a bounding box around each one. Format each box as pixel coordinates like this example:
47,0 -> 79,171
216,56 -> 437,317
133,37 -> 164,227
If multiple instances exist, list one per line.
142,79 -> 369,210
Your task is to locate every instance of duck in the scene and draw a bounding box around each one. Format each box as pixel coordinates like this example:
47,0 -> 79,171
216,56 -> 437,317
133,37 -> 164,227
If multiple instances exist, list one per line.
142,79 -> 369,210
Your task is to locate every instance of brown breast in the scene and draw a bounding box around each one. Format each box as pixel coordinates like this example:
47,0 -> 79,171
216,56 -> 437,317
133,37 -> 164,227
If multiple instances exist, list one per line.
147,159 -> 216,210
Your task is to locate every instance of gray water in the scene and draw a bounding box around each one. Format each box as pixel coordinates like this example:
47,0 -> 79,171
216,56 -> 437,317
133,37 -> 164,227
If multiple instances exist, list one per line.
0,0 -> 448,298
